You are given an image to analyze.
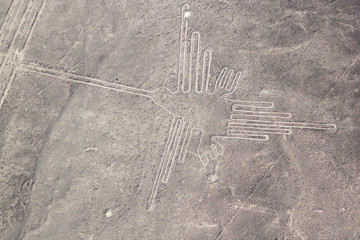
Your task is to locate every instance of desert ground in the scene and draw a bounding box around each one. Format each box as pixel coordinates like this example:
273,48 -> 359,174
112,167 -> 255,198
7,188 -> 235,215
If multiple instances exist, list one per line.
0,0 -> 359,239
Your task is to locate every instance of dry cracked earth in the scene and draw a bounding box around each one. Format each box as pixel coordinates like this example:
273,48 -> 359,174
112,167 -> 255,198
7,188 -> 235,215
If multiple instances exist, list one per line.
0,0 -> 360,239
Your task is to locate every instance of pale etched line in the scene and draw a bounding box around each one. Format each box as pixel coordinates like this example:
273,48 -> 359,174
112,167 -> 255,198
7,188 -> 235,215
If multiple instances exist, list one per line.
0,79 -> 56,120
193,32 -> 202,93
216,67 -> 242,94
225,100 -> 274,109
2,0 -> 46,102
0,0 -> 27,54
188,33 -> 194,92
230,113 -> 290,120
223,69 -> 234,90
215,150 -> 286,240
210,137 -> 224,156
181,6 -> 189,87
231,111 -> 290,118
210,144 -> 219,158
225,71 -> 241,93
0,64 -> 17,109
217,70 -> 271,108
19,64 -> 183,121
0,0 -> 23,52
231,107 -> 291,118
229,118 -> 336,130
148,117 -> 177,210
324,56 -> 359,98
0,0 -> 45,110
212,69 -> 268,105
181,14 -> 190,93
227,128 -> 291,135
0,0 -> 21,48
211,144 -> 218,156
221,69 -> 234,89
193,127 -> 209,165
193,127 -> 229,165
206,148 -> 216,161
178,121 -> 191,163
235,200 -> 276,215
18,63 -> 151,97
177,4 -> 189,93
6,0 -> 46,57
0,0 -> 19,31
228,122 -> 288,130
17,65 -> 141,94
160,119 -> 181,183
19,63 -> 182,118
203,49 -> 212,93
11,0 -> 35,50
222,134 -> 269,141
15,0 -> 47,53
217,67 -> 228,89
157,118 -> 180,185
187,0 -> 215,35
0,0 -> 28,75
162,119 -> 186,183
189,32 -> 201,93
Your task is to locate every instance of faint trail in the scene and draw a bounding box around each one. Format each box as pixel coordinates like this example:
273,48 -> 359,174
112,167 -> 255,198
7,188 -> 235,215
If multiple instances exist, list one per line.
0,0 -> 27,109
0,0 -> 47,110
68,19 -> 143,71
95,117 -> 156,239
214,146 -> 288,240
0,78 -> 56,122
188,0 -> 216,35
0,0 -> 23,54
20,0 -> 47,55
324,56 -> 359,99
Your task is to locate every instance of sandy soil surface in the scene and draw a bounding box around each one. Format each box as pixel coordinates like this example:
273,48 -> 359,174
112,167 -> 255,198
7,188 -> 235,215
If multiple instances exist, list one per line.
0,0 -> 359,239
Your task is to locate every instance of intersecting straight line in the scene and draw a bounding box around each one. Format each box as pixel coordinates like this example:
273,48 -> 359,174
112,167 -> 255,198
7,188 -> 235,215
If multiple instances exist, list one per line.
215,146 -> 288,240
17,63 -> 152,98
0,0 -> 47,110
